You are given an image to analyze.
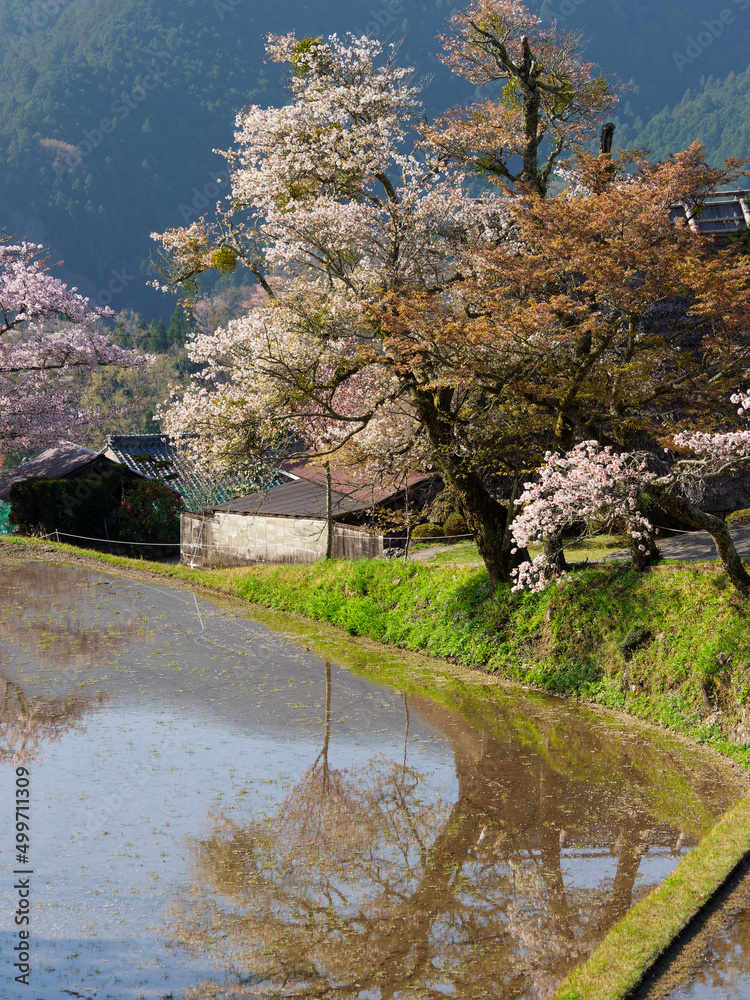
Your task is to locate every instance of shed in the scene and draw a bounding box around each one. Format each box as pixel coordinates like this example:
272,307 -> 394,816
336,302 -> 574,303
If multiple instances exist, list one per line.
669,190 -> 750,236
181,464 -> 437,568
0,443 -> 124,502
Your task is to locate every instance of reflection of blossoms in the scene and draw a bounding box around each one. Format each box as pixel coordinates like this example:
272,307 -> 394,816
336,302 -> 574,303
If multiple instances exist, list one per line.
0,676 -> 98,766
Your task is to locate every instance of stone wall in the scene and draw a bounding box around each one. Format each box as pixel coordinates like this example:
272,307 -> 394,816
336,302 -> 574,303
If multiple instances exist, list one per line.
181,511 -> 384,568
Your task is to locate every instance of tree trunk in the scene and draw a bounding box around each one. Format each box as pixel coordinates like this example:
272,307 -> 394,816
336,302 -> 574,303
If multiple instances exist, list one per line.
452,469 -> 514,587
404,480 -> 411,561
544,529 -> 567,573
413,387 -> 523,586
630,529 -> 659,571
325,460 -> 333,560
521,81 -> 542,193
645,483 -> 750,594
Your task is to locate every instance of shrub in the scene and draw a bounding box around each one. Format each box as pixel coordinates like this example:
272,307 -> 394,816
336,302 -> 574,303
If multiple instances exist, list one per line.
726,508 -> 750,526
9,468 -> 135,541
0,501 -> 12,535
118,479 -> 183,543
411,523 -> 444,540
443,512 -> 469,536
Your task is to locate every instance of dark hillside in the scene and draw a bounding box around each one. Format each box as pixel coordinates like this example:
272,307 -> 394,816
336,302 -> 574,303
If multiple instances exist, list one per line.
538,0 -> 750,138
1,0 -> 750,316
631,67 -> 750,164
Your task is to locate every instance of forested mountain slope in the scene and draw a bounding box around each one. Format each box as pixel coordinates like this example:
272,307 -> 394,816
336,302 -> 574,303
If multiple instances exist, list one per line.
1,0 -> 749,316
539,0 -> 750,127
631,68 -> 750,164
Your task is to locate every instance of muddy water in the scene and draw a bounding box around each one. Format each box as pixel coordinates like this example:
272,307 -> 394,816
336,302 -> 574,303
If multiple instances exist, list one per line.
0,562 -> 747,1000
636,860 -> 750,1000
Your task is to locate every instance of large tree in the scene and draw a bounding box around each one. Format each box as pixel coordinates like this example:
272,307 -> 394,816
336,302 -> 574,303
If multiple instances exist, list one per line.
444,146 -> 750,586
423,0 -> 616,194
0,241 -> 148,451
152,3 -> 615,585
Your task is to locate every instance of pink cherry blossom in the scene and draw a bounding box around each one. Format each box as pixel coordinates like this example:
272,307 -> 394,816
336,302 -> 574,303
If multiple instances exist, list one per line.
0,242 -> 148,450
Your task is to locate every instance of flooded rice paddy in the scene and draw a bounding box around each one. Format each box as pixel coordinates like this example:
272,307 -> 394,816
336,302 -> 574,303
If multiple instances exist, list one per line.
0,561 -> 748,1000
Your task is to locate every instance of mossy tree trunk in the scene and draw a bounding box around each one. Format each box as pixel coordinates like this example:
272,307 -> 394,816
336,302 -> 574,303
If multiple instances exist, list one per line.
413,387 -> 522,587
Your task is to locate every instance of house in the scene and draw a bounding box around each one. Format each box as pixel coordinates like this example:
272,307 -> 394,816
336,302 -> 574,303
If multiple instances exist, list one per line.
0,442 -> 144,539
0,442 -> 127,503
669,189 -> 750,236
181,459 -> 438,568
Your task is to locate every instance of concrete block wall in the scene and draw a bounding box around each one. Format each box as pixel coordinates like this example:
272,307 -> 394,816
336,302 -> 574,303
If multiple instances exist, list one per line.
181,511 -> 384,568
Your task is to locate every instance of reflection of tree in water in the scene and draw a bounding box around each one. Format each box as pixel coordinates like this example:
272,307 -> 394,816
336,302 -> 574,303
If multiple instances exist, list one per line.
168,674 -> 734,1000
0,563 -> 149,669
685,906 -> 750,997
0,673 -> 102,765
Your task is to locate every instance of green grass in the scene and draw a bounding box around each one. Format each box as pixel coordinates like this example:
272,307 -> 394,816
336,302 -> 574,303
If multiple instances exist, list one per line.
553,794 -> 750,1000
428,534 -> 629,567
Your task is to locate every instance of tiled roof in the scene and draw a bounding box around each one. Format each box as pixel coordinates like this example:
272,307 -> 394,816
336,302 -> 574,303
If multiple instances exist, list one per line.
214,478 -> 370,519
279,457 -> 433,505
215,463 -> 435,520
669,190 -> 750,235
103,434 -> 190,491
103,434 -> 286,505
0,443 -> 109,501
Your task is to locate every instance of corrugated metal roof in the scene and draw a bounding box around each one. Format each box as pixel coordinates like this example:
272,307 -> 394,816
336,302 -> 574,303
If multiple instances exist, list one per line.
214,478 -> 376,519
0,443 -> 111,501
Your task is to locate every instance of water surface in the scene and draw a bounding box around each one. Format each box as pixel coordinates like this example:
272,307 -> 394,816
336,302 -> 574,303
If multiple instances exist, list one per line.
0,562 -> 747,1000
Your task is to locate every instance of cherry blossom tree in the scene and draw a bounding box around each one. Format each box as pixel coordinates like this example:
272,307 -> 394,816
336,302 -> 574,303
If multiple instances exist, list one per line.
0,242 -> 148,451
152,8 -> 750,588
151,20 -> 576,585
511,393 -> 750,595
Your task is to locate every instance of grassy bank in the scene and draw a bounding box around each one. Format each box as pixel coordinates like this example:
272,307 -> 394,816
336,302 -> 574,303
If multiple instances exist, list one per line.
552,795 -> 750,1000
218,557 -> 750,767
